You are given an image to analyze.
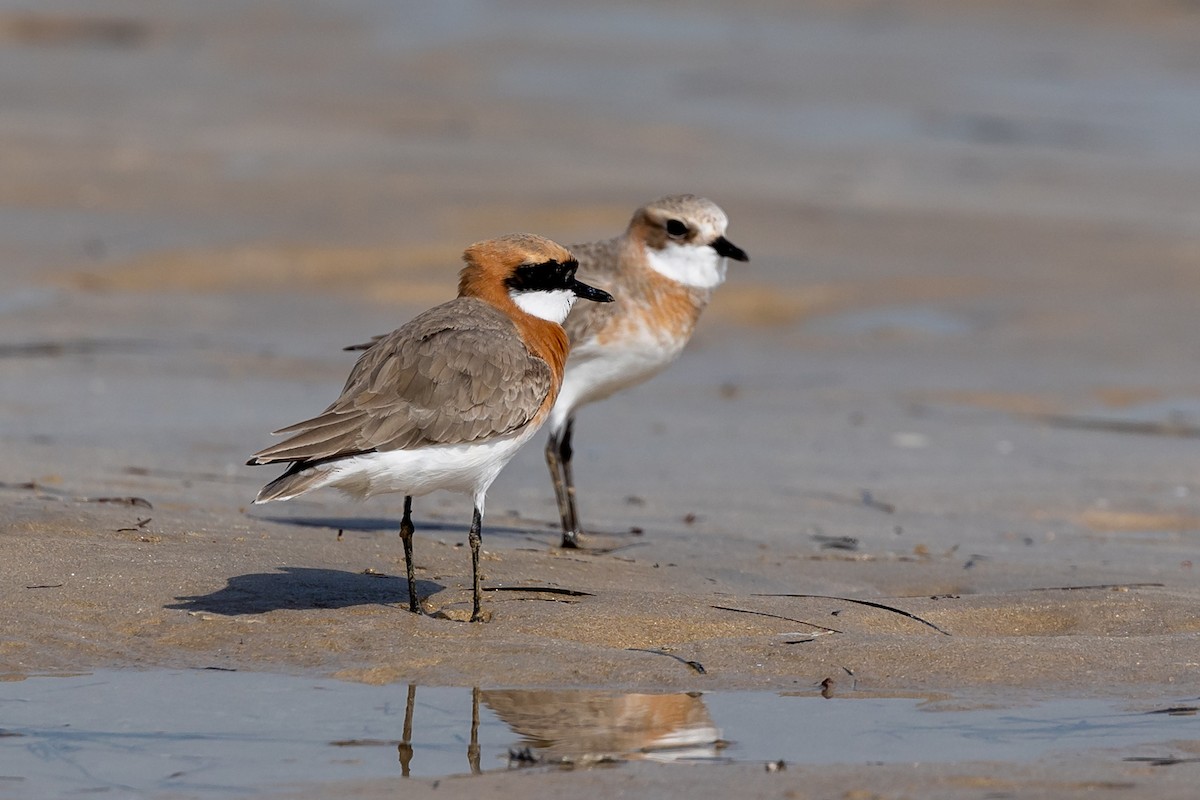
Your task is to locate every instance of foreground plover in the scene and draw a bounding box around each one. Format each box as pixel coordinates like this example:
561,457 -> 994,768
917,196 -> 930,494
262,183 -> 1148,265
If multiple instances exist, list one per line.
248,233 -> 613,622
545,195 -> 748,548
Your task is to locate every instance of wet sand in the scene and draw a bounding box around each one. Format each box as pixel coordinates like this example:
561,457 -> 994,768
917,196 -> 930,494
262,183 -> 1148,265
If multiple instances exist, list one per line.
2,1 -> 1199,797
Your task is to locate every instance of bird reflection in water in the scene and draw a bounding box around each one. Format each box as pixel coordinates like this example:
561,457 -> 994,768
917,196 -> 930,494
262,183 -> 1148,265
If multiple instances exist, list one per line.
395,685 -> 722,775
483,689 -> 723,764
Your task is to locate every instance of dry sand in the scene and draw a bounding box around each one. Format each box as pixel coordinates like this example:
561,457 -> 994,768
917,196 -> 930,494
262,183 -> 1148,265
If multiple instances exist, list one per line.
1,1 -> 1199,797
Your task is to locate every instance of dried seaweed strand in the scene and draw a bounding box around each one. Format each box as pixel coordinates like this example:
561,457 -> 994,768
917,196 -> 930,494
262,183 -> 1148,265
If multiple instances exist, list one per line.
753,593 -> 951,636
711,604 -> 842,635
482,586 -> 593,597
626,648 -> 706,674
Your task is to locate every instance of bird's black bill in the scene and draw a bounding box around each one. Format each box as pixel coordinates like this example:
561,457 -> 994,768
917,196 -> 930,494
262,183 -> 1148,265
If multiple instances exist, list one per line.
569,278 -> 614,303
712,236 -> 749,262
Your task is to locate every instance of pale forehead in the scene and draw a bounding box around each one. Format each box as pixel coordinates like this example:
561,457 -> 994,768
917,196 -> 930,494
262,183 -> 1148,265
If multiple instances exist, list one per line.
644,195 -> 729,234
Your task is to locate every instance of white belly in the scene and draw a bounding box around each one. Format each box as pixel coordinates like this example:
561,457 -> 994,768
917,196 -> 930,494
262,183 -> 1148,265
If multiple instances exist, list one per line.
320,425 -> 538,510
549,329 -> 686,432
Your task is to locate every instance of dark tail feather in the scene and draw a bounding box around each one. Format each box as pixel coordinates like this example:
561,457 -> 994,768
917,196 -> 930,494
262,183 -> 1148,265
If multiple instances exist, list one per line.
252,462 -> 331,503
343,334 -> 385,352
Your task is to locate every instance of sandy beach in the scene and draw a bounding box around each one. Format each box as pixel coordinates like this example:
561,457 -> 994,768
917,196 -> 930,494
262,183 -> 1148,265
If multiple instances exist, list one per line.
1,1 -> 1198,797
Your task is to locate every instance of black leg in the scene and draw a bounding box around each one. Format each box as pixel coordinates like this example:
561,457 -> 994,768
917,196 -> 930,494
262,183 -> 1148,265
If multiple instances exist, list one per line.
545,427 -> 573,538
399,495 -> 420,613
558,417 -> 583,548
397,683 -> 415,777
468,506 -> 484,622
467,686 -> 481,774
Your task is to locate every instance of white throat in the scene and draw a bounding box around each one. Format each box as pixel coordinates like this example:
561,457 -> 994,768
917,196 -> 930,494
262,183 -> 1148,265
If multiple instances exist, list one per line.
645,241 -> 727,289
510,289 -> 576,323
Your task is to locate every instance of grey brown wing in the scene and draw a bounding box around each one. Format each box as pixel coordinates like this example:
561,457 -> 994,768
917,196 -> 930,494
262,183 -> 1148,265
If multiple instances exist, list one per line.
249,301 -> 552,465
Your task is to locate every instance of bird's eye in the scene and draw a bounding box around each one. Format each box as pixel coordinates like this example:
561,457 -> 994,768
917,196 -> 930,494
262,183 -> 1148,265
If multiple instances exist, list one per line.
665,219 -> 688,238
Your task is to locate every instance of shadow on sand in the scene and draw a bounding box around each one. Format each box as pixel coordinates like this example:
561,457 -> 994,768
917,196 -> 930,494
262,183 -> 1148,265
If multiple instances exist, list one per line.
166,566 -> 442,615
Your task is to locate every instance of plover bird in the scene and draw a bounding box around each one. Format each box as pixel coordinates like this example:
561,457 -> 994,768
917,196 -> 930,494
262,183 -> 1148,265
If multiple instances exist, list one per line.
248,233 -> 613,622
545,195 -> 748,548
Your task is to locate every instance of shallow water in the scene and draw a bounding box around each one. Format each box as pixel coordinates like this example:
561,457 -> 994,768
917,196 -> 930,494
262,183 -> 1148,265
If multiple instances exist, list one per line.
0,671 -> 1196,797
